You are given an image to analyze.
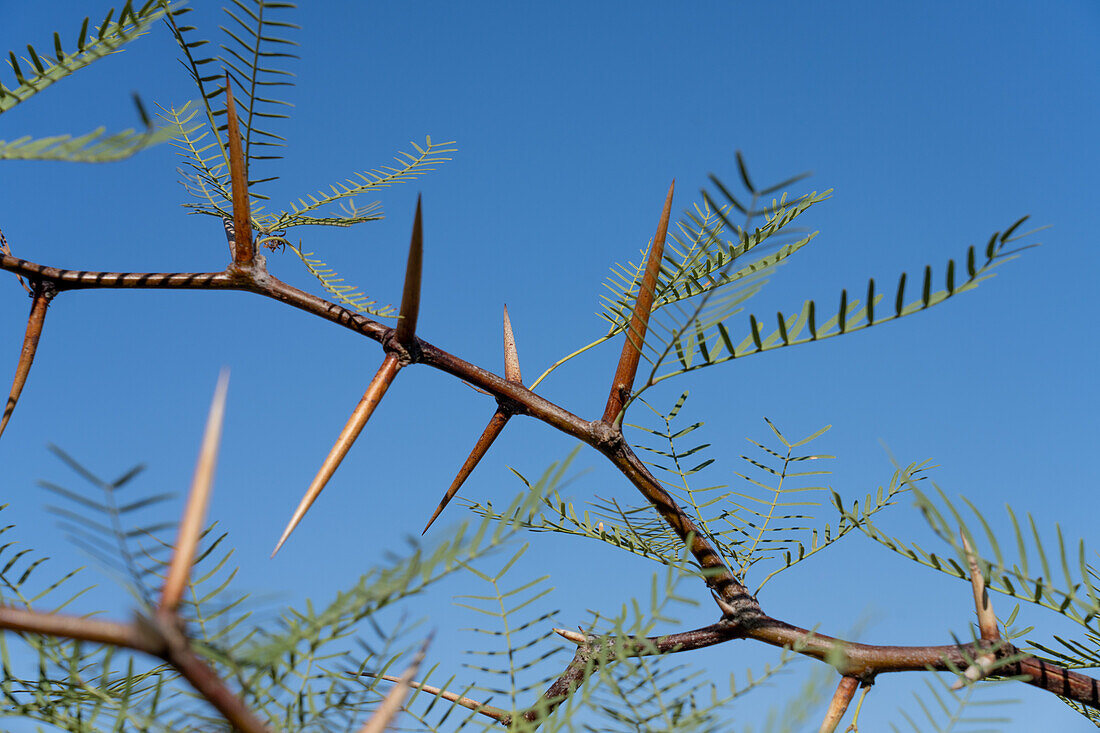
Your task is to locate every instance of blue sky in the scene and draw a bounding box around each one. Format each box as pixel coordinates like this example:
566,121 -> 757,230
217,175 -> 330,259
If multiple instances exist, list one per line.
1,1 -> 1098,730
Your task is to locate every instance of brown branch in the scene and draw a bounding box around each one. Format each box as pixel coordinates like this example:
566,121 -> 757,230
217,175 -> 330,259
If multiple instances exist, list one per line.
364,674 -> 510,723
148,612 -> 271,733
161,373 -> 229,614
0,604 -> 271,733
273,354 -> 402,556
0,280 -> 55,441
3,248 -> 1100,713
0,605 -> 155,650
224,77 -> 254,267
819,676 -> 860,733
601,180 -> 675,426
358,636 -> 431,733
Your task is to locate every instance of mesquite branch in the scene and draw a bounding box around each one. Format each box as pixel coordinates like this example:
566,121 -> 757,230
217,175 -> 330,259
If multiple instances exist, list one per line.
1,189 -> 1097,727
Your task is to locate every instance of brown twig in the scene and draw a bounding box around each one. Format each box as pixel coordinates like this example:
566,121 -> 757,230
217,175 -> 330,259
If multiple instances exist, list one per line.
0,280 -> 55,441
224,76 -> 254,267
423,305 -> 523,533
819,676 -> 860,733
160,372 -> 230,614
358,636 -> 432,733
3,243 -> 1100,713
601,180 -> 675,426
365,674 -> 510,723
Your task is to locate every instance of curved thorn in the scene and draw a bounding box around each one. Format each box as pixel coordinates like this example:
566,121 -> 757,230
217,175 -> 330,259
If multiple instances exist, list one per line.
273,354 -> 401,556
602,179 -> 675,425
422,408 -> 511,534
358,635 -> 432,733
160,371 -> 230,614
0,282 -> 55,441
224,75 -> 253,266
818,675 -> 860,733
393,196 -> 423,347
502,304 -> 522,383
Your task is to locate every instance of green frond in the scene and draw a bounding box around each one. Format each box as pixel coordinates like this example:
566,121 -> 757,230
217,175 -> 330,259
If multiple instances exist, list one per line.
0,1 -> 179,115
452,547 -> 566,715
38,445 -> 172,607
0,115 -> 188,162
160,100 -> 233,218
646,215 -> 1041,391
289,245 -> 396,318
218,1 -> 299,168
846,474 -> 1100,638
268,137 -> 457,230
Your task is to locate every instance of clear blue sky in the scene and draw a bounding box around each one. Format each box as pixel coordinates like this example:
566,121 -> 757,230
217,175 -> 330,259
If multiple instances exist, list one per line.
1,1 -> 1098,730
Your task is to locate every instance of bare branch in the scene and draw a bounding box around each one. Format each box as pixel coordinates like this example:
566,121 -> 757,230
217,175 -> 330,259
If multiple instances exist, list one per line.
819,676 -> 860,733
358,636 -> 431,733
363,674 -> 509,723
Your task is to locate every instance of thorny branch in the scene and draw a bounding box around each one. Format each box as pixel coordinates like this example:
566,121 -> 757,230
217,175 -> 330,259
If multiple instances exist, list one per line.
0,188 -> 1097,728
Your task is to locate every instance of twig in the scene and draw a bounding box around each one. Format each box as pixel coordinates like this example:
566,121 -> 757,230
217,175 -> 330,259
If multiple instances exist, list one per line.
364,673 -> 509,723
358,636 -> 431,733
819,676 -> 860,733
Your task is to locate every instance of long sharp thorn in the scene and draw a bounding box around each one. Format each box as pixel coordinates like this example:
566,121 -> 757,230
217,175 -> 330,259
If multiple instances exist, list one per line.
0,283 -> 55,441
502,304 -> 522,383
393,196 -> 423,347
160,371 -> 229,614
818,676 -> 860,733
272,355 -> 401,556
961,530 -> 1000,642
602,180 -> 675,425
358,635 -> 432,733
224,75 -> 253,266
423,409 -> 511,534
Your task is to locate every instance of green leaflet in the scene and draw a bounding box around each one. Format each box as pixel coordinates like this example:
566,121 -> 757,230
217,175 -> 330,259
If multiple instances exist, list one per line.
290,245 -> 396,319
0,1 -> 180,115
0,118 -> 189,163
845,468 -> 1100,671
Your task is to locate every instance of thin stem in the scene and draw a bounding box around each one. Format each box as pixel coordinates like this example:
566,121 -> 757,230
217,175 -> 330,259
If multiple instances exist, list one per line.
819,676 -> 859,733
